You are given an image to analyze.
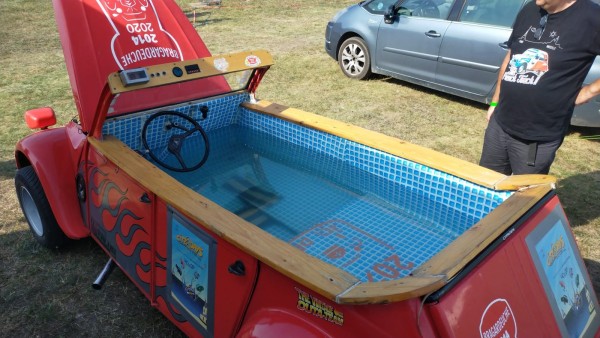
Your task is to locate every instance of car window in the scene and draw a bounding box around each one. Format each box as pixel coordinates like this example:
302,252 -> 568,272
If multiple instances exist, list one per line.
364,0 -> 456,19
399,0 -> 452,19
436,0 -> 455,19
459,0 -> 525,27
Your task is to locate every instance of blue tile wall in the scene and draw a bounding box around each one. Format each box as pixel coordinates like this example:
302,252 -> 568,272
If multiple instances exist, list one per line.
102,93 -> 249,153
236,107 -> 513,232
103,95 -> 514,263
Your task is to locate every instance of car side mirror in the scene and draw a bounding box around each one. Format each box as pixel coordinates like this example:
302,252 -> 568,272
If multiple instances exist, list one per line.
384,6 -> 396,24
384,4 -> 411,24
24,107 -> 57,130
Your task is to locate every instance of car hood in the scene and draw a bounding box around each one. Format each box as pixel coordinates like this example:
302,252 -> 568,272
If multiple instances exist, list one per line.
53,0 -> 228,132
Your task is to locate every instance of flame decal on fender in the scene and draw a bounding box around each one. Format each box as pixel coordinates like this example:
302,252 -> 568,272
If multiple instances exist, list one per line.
88,163 -> 190,327
89,165 -> 150,294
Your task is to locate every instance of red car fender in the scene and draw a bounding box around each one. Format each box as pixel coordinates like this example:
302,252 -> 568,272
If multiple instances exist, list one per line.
15,123 -> 89,239
237,308 -> 333,338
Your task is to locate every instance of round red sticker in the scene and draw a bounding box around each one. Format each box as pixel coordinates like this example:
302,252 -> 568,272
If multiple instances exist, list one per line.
479,299 -> 517,338
244,55 -> 261,67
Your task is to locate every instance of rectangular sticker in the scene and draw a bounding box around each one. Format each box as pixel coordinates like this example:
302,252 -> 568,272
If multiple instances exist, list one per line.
527,205 -> 599,337
168,210 -> 215,336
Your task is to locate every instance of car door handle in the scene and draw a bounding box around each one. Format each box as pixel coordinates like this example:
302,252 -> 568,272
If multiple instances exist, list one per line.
228,260 -> 246,276
425,30 -> 441,38
139,192 -> 151,204
498,41 -> 509,49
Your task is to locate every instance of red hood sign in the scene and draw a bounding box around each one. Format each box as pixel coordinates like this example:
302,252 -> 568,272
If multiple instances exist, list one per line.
96,0 -> 183,69
53,0 -> 222,132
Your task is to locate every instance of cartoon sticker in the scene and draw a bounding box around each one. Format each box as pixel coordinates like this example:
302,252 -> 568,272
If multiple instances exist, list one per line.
169,212 -> 215,336
100,0 -> 150,21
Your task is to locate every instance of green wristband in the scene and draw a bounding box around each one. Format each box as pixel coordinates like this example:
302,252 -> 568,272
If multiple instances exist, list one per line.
490,101 -> 498,107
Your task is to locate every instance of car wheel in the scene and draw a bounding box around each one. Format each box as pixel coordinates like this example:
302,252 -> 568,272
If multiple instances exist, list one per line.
15,166 -> 69,249
338,37 -> 371,80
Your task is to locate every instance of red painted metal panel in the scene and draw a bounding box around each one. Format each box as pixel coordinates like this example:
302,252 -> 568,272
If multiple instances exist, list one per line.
151,203 -> 260,337
239,264 -> 441,337
213,239 -> 259,337
52,0 -> 228,132
86,148 -> 154,297
15,123 -> 89,239
426,196 -> 600,337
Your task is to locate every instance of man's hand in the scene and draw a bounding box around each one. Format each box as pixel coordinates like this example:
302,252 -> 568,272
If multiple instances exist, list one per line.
486,105 -> 495,122
576,80 -> 600,105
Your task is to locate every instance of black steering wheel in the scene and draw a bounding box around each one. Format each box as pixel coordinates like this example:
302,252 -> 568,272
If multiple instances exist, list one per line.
141,110 -> 210,172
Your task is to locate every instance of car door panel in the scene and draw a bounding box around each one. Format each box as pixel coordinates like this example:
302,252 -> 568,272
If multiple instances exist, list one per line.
376,16 -> 451,82
86,147 -> 154,297
435,22 -> 511,100
86,146 -> 259,336
434,0 -> 527,101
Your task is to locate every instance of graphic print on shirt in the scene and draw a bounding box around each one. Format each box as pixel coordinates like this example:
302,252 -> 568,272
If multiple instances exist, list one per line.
504,48 -> 550,85
517,23 -> 563,51
503,23 -> 563,86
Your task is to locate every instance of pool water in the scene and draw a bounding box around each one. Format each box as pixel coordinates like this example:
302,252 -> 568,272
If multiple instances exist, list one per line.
166,125 -> 479,282
103,96 -> 511,282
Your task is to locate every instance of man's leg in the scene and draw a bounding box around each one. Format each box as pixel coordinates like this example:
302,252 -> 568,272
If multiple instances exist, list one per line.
479,115 -> 512,175
508,137 -> 563,175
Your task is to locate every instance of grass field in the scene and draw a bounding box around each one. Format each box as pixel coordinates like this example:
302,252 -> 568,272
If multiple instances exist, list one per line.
1,0 -> 599,336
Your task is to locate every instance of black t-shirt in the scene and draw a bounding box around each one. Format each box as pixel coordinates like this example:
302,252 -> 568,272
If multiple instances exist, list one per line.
496,0 -> 600,141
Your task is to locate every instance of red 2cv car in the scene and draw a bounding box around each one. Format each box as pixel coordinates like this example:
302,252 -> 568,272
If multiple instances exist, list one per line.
14,0 -> 600,337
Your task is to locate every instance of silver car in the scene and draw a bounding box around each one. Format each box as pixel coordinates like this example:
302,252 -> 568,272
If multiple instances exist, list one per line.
325,0 -> 600,127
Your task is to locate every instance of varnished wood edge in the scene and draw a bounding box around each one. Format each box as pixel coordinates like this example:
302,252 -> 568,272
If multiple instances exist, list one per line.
494,174 -> 557,190
108,50 -> 274,94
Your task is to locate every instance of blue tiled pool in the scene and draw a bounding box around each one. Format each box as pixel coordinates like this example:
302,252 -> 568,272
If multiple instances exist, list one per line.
103,93 -> 513,282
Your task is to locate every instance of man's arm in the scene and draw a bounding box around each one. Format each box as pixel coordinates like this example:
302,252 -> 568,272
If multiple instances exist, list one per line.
576,78 -> 600,105
487,50 -> 511,121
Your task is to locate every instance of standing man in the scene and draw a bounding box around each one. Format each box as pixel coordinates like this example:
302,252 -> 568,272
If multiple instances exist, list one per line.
480,0 -> 600,175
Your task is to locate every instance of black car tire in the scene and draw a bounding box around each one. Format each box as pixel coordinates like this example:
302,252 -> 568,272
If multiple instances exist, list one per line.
338,37 -> 372,80
15,166 -> 70,249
